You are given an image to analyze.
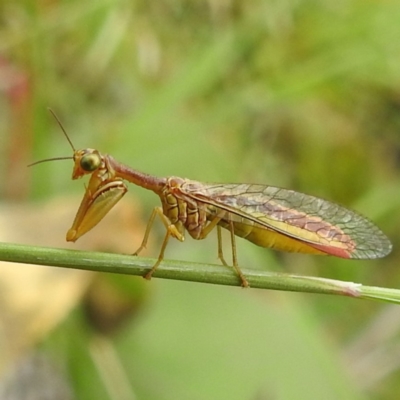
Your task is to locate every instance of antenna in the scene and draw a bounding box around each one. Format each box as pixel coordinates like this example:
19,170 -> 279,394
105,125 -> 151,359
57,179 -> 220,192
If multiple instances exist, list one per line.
27,156 -> 73,167
27,109 -> 75,167
47,108 -> 75,151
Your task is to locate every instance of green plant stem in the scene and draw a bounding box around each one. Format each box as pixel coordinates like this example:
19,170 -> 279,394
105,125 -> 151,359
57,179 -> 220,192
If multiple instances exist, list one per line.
0,242 -> 399,304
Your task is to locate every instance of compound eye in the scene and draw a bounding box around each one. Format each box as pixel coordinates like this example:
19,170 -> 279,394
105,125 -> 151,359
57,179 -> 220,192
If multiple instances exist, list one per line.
80,153 -> 101,172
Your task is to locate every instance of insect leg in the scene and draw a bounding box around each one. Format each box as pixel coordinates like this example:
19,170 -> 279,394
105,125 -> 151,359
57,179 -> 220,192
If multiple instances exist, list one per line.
133,207 -> 159,256
217,225 -> 229,266
144,218 -> 184,280
227,218 -> 249,288
143,229 -> 171,280
197,215 -> 229,265
135,207 -> 184,280
133,206 -> 184,256
198,215 -> 222,238
198,215 -> 228,263
200,214 -> 249,288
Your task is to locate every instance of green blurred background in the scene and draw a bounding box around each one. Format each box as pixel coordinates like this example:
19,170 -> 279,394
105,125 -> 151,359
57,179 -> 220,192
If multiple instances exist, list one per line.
1,0 -> 400,399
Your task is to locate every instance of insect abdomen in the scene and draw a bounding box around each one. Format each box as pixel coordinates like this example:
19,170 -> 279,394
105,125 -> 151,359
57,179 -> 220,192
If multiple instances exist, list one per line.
218,219 -> 327,256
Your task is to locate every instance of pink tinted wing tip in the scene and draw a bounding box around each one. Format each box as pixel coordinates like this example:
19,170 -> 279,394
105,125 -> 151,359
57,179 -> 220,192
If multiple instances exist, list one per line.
331,225 -> 392,260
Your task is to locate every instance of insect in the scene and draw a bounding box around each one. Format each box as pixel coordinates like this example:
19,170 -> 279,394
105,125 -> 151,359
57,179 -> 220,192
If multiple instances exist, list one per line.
30,110 -> 392,287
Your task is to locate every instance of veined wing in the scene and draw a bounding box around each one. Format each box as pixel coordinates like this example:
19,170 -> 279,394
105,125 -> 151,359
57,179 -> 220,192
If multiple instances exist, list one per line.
180,181 -> 392,259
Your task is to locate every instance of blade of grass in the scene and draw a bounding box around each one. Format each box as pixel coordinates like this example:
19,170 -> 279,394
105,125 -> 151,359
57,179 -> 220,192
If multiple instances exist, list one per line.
0,242 -> 398,304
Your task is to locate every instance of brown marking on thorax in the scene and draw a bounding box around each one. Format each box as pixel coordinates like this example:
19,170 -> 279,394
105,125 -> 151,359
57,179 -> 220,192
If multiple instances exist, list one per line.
159,177 -> 210,240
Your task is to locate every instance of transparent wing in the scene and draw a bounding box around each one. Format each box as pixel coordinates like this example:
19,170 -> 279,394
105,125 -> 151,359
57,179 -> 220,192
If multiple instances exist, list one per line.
181,181 -> 392,259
